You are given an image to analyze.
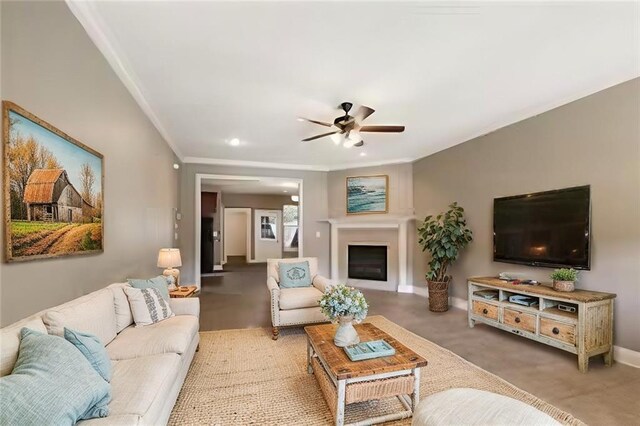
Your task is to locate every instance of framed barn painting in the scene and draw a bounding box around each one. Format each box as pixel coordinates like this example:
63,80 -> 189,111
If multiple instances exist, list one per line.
2,102 -> 104,262
346,175 -> 389,215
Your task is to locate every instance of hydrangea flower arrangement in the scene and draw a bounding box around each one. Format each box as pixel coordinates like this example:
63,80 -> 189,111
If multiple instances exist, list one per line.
319,284 -> 368,322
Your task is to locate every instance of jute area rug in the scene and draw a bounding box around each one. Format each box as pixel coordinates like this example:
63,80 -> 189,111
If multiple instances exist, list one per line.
169,316 -> 583,425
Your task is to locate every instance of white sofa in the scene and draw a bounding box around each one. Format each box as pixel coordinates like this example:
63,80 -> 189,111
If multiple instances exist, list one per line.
266,257 -> 333,340
0,283 -> 200,425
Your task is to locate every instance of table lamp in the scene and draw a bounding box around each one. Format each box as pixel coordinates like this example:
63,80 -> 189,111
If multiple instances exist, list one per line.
158,248 -> 182,286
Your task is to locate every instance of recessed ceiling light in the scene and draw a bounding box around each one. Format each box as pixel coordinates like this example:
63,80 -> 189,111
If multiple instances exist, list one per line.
291,195 -> 299,202
228,138 -> 240,146
173,163 -> 180,169
360,152 -> 367,157
283,190 -> 288,193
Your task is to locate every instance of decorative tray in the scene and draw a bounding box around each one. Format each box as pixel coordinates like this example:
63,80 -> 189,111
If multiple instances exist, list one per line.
344,339 -> 396,361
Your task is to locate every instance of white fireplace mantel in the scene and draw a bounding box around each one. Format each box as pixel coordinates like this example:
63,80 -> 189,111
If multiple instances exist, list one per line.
322,216 -> 416,292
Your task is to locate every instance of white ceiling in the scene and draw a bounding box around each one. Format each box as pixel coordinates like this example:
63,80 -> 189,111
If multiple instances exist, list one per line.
68,1 -> 639,171
202,178 -> 299,196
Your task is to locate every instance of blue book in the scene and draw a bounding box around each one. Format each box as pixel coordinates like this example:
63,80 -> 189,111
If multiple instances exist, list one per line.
344,340 -> 396,361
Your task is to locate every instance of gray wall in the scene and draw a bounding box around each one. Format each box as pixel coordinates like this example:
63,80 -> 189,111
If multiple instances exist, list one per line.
179,164 -> 329,284
327,163 -> 414,218
412,78 -> 640,351
0,1 -> 180,326
221,193 -> 298,259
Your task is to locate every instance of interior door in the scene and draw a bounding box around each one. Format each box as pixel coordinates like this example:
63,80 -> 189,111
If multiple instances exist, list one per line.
254,209 -> 282,262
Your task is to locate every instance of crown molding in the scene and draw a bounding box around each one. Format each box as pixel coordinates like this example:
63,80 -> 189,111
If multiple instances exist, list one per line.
182,156 -> 414,172
66,0 -> 184,160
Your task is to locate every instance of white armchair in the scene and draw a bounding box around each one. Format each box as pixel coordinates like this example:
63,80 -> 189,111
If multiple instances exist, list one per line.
267,257 -> 334,340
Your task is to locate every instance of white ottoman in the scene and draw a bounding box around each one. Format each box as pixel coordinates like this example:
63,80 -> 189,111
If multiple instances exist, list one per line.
412,388 -> 562,426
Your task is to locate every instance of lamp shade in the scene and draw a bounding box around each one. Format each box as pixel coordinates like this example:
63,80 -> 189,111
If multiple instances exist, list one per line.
157,248 -> 182,268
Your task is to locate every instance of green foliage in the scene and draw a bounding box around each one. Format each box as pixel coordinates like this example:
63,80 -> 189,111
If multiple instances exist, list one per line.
550,268 -> 578,282
81,230 -> 99,251
417,202 -> 473,282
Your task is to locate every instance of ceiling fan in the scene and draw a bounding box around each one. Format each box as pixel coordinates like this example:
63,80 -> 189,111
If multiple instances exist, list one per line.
299,102 -> 405,148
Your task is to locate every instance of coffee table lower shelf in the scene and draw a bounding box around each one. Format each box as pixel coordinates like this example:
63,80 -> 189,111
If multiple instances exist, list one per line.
310,356 -> 420,426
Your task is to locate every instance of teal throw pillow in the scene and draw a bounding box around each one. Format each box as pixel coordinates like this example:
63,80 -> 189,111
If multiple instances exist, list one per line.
0,328 -> 111,424
279,261 -> 313,288
64,327 -> 112,382
128,275 -> 170,301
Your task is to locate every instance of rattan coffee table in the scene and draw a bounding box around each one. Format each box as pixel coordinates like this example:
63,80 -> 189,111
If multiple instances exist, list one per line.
305,323 -> 427,426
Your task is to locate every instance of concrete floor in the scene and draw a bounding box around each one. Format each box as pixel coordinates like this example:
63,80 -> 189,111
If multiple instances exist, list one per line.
200,259 -> 640,425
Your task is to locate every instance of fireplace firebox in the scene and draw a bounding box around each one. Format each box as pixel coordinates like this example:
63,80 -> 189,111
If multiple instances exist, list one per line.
348,245 -> 388,281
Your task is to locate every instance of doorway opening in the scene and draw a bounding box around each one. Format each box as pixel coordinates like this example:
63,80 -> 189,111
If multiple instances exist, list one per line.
194,174 -> 303,287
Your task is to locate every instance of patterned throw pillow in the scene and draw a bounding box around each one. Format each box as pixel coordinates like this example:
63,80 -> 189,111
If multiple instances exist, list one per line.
278,261 -> 313,288
123,287 -> 174,327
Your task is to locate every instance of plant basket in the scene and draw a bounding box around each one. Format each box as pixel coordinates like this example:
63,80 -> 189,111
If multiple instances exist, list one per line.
427,279 -> 450,312
553,280 -> 575,292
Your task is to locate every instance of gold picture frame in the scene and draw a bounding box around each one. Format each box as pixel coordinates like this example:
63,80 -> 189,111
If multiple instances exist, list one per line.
346,175 -> 389,215
3,101 -> 104,262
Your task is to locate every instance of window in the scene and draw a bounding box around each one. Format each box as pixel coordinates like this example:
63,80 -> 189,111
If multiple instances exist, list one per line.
283,204 -> 299,251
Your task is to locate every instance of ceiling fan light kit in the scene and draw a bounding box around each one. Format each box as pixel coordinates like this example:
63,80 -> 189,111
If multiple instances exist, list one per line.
300,101 -> 405,148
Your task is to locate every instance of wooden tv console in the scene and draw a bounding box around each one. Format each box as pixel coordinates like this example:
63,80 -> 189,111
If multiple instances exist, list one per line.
468,277 -> 616,372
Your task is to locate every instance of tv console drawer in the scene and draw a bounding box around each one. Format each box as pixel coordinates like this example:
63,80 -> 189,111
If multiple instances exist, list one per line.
472,300 -> 498,321
540,317 -> 576,345
503,308 -> 536,333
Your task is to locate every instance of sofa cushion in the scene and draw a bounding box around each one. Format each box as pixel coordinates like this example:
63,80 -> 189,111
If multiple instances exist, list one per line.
83,353 -> 180,424
0,316 -> 47,377
268,257 -> 318,283
106,315 -> 199,360
279,286 -> 323,310
107,283 -> 133,333
0,328 -> 111,425
65,328 -> 112,382
412,388 -> 561,426
279,261 -> 313,288
43,289 -> 117,346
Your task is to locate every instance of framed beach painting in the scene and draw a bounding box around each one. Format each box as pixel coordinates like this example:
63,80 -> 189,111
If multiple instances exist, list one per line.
346,175 -> 389,215
3,102 -> 104,262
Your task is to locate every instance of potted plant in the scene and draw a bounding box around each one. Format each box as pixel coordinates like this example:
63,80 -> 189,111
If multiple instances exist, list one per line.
319,284 -> 368,347
417,202 -> 473,312
551,268 -> 578,292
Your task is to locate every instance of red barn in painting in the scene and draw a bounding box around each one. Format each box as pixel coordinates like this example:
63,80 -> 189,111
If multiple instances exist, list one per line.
23,169 -> 92,222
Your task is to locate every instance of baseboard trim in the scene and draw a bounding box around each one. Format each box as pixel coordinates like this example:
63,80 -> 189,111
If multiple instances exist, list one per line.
614,346 -> 640,368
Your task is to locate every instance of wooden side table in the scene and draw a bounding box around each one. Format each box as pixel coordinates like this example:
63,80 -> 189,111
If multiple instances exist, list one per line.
169,285 -> 198,298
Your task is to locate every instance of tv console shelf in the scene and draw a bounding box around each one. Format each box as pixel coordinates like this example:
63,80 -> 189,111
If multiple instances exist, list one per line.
468,277 -> 616,373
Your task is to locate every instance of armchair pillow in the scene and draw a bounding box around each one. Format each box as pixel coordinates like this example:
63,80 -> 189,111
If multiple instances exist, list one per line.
279,261 -> 313,288
124,287 -> 174,327
0,328 -> 110,424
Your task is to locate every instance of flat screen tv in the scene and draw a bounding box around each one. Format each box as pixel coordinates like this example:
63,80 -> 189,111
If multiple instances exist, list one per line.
493,185 -> 591,270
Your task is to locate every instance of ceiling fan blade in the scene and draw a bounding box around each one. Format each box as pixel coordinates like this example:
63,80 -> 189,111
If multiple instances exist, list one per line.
359,125 -> 405,133
301,130 -> 339,142
299,118 -> 333,128
353,106 -> 375,123
354,141 -> 364,147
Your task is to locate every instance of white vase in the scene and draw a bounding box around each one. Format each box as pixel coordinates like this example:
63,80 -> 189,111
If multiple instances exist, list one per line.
334,316 -> 360,347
